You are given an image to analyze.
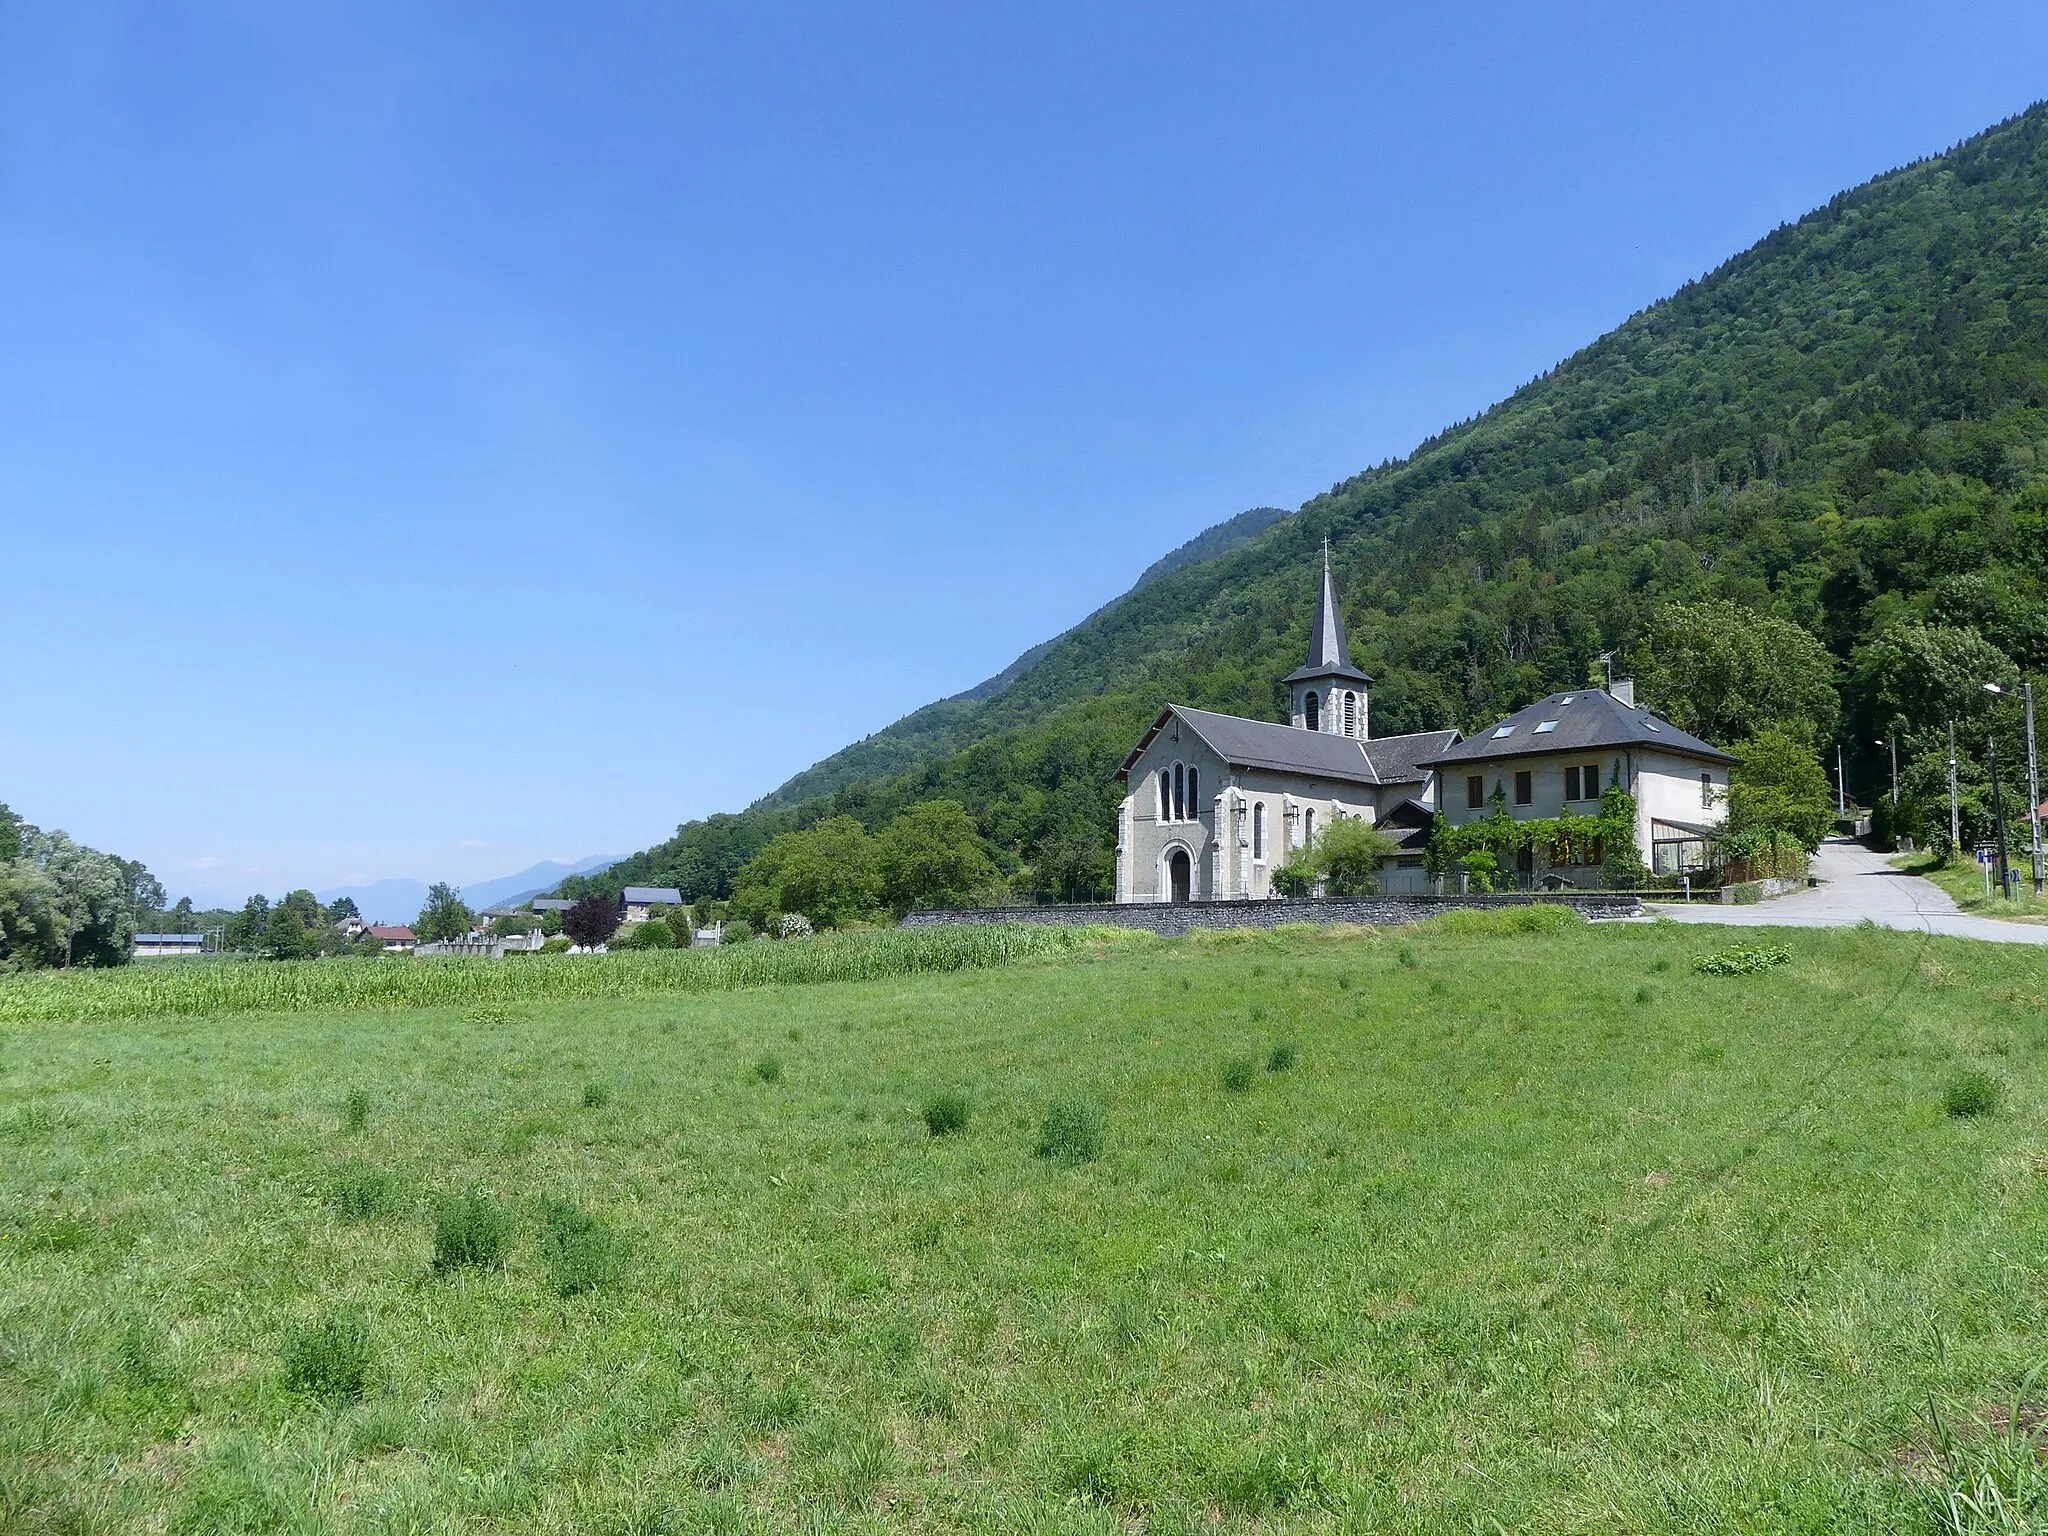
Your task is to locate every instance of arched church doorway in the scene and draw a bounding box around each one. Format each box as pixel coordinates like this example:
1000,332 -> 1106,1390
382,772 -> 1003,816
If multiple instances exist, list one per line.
1168,848 -> 1192,904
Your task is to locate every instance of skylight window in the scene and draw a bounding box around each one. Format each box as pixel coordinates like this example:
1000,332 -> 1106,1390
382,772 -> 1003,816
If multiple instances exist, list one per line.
1492,725 -> 1515,739
1560,695 -> 1574,705
1534,720 -> 1559,733
1643,720 -> 1662,732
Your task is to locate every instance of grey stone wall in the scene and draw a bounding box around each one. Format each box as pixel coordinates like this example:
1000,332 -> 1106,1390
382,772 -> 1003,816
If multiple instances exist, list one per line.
901,891 -> 1641,936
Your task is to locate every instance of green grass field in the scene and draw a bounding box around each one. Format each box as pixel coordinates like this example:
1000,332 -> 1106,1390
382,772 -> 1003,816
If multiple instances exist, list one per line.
5,916 -> 2048,1533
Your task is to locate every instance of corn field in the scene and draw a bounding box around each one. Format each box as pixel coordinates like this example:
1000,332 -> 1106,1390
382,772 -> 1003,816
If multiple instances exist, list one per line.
0,925 -> 1093,1025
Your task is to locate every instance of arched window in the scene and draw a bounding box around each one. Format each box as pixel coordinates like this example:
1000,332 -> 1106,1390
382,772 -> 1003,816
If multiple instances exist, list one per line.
1253,802 -> 1266,860
1303,807 -> 1316,848
1172,762 -> 1184,822
1187,766 -> 1199,817
1344,692 -> 1356,736
1304,691 -> 1320,732
1158,768 -> 1170,821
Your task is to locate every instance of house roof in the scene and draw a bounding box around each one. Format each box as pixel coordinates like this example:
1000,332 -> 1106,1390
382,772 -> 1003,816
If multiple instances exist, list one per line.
134,933 -> 204,944
531,899 -> 574,911
620,886 -> 682,904
1280,559 -> 1371,685
1419,688 -> 1738,769
368,925 -> 414,941
1118,704 -> 1461,788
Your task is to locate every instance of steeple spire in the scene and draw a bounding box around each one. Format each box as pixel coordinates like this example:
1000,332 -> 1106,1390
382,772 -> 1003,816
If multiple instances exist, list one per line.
1282,547 -> 1372,736
1305,544 -> 1353,670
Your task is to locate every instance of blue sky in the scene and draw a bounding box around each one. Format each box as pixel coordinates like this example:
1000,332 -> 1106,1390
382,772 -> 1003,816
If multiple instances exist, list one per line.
5,3 -> 2046,908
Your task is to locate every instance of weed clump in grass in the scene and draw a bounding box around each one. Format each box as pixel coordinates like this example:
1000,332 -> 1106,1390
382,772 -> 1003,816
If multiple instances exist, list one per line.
282,1314 -> 372,1402
1944,1070 -> 2003,1119
1427,978 -> 1449,997
432,1192 -> 510,1272
328,1160 -> 394,1221
581,1081 -> 611,1109
1651,957 -> 1673,973
753,1054 -> 783,1084
1692,944 -> 1792,976
1634,984 -> 1656,1005
1220,1056 -> 1257,1093
341,1088 -> 370,1134
1267,1042 -> 1298,1073
1397,946 -> 1420,970
1037,1096 -> 1104,1163
921,1092 -> 969,1137
537,1198 -> 625,1295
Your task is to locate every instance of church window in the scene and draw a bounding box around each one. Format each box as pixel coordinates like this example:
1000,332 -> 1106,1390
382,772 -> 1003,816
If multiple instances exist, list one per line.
1187,766 -> 1199,816
1304,692 -> 1319,732
1172,763 -> 1185,822
1158,768 -> 1170,821
1303,807 -> 1316,847
1253,802 -> 1266,860
1343,692 -> 1356,736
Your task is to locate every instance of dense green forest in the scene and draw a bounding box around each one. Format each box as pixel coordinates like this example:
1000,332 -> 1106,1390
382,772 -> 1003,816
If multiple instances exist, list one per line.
592,104 -> 2048,907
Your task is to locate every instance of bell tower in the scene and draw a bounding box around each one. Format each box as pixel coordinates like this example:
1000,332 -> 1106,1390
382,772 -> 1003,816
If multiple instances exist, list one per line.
1283,548 -> 1372,738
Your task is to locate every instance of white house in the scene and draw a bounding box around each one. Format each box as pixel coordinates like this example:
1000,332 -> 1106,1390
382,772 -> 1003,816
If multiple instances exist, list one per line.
1114,561 -> 1461,902
1417,681 -> 1738,884
621,886 -> 683,923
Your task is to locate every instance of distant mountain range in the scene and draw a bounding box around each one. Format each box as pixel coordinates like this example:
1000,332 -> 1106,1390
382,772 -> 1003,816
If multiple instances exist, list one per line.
317,855 -> 617,923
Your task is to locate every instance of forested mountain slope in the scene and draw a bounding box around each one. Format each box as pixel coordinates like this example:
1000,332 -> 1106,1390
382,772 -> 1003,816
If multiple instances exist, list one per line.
595,104 -> 2048,906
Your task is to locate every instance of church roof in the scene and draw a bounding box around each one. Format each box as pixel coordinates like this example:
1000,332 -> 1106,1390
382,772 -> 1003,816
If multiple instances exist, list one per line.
1282,560 -> 1371,685
1418,688 -> 1738,768
1118,705 -> 1461,788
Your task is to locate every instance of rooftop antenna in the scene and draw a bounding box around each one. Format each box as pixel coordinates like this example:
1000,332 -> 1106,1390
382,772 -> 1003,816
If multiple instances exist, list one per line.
1595,651 -> 1615,691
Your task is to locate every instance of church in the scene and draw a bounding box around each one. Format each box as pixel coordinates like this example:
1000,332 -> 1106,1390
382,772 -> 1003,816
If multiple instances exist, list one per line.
1112,562 -> 1737,902
1113,562 -> 1460,903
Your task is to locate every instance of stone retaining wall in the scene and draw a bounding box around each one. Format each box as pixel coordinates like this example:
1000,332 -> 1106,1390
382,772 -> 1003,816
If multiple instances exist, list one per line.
900,891 -> 1642,937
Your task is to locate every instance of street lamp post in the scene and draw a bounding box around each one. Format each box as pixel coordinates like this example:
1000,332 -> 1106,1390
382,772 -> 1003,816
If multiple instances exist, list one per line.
1985,679 -> 2044,897
1875,734 -> 1897,820
1947,721 -> 1961,857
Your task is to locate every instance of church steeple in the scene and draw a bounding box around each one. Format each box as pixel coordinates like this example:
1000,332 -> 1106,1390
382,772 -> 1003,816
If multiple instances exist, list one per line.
1283,547 -> 1372,738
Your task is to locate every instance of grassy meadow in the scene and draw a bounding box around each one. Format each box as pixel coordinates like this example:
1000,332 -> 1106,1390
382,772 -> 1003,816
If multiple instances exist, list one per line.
1896,851 -> 2048,928
5,915 -> 2048,1533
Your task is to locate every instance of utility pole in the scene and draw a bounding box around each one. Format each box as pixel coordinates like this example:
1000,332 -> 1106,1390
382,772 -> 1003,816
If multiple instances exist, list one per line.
1989,732 -> 2012,901
1876,735 -> 1897,807
1948,721 -> 1961,857
2029,678 -> 2043,896
1836,743 -> 1847,816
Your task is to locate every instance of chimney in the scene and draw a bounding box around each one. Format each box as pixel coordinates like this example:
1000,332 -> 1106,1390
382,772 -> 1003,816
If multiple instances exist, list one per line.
1609,677 -> 1636,707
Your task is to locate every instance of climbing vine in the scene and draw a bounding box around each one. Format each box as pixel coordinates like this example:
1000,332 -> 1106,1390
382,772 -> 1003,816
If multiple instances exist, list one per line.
1425,783 -> 1645,890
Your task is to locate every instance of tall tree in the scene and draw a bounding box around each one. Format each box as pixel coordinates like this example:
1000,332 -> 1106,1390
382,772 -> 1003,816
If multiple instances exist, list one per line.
877,800 -> 995,913
1635,600 -> 1840,747
413,883 -> 475,944
562,893 -> 621,950
1726,730 -> 1836,855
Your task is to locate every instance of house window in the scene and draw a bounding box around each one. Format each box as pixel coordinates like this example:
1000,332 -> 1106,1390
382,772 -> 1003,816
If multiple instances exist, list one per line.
1253,802 -> 1266,861
1343,692 -> 1356,736
1172,763 -> 1185,822
1304,691 -> 1319,731
1701,771 -> 1713,807
1564,764 -> 1602,802
1564,766 -> 1579,802
1514,770 -> 1532,806
1187,766 -> 1199,816
1466,774 -> 1484,811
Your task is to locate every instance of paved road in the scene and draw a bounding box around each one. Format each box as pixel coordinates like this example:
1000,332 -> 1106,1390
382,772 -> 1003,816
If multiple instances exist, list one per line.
1641,838 -> 2048,946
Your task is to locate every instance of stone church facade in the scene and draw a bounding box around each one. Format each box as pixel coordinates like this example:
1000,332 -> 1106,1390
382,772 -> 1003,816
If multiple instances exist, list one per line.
1114,563 -> 1460,903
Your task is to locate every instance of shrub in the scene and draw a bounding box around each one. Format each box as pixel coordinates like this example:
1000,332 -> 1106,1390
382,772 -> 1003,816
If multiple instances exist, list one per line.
537,1198 -> 625,1295
1944,1070 -> 2003,1119
581,1081 -> 611,1109
624,919 -> 676,950
753,1054 -> 783,1084
539,936 -> 571,955
778,913 -> 815,940
432,1192 -> 510,1272
921,1091 -> 969,1137
1691,944 -> 1792,976
282,1314 -> 372,1402
722,919 -> 754,945
341,1088 -> 370,1134
1037,1095 -> 1104,1163
328,1160 -> 394,1221
1220,1056 -> 1257,1093
1267,1042 -> 1297,1073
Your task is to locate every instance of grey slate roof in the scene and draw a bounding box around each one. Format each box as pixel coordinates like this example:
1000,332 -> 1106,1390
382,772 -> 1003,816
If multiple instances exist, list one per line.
1281,561 -> 1371,685
621,886 -> 683,905
531,899 -> 574,912
1419,688 -> 1738,768
1118,704 -> 1460,788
